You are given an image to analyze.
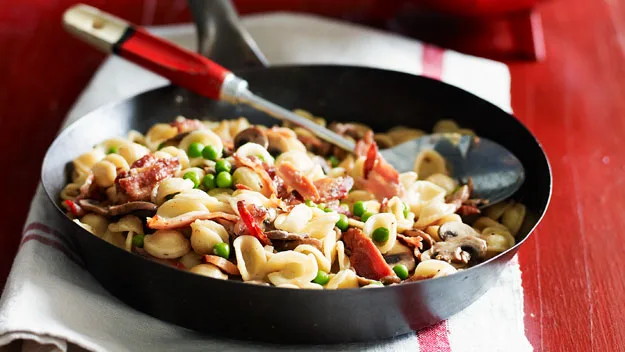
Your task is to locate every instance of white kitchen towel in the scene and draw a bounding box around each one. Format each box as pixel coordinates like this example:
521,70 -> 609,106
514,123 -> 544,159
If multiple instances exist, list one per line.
0,13 -> 531,352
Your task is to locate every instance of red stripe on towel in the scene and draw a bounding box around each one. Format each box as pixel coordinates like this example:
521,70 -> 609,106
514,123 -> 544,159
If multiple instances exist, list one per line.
20,233 -> 84,267
417,321 -> 452,352
421,45 -> 445,80
24,222 -> 76,251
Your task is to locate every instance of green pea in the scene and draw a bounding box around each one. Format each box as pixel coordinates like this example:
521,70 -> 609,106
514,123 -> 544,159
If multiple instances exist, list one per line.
328,156 -> 339,168
323,207 -> 334,213
215,159 -> 232,173
183,171 -> 200,188
202,174 -> 216,189
216,171 -> 233,188
393,264 -> 409,280
317,203 -> 326,210
336,214 -> 349,231
311,270 -> 330,286
361,211 -> 374,222
403,202 -> 410,218
164,192 -> 179,201
372,227 -> 389,243
213,242 -> 230,259
353,201 -> 366,217
202,145 -> 219,161
187,142 -> 204,158
305,200 -> 316,207
107,146 -> 117,154
132,234 -> 145,248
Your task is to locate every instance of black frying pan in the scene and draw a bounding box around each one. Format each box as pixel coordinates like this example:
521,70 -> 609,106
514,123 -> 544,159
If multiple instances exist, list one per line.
41,3 -> 552,345
41,65 -> 551,343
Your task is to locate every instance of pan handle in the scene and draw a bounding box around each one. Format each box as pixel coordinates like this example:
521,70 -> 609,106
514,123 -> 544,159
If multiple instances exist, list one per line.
63,4 -> 244,101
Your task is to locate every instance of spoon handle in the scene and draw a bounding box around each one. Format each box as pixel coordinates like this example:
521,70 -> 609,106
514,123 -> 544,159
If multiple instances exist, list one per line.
63,4 -> 356,152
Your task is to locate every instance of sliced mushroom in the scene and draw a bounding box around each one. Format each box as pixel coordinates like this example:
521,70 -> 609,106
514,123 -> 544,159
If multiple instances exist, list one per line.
271,238 -> 323,252
438,221 -> 480,241
77,199 -> 109,216
383,242 -> 416,271
421,235 -> 487,264
78,199 -> 157,217
380,275 -> 402,285
109,202 -> 157,216
265,230 -> 308,241
234,127 -> 268,150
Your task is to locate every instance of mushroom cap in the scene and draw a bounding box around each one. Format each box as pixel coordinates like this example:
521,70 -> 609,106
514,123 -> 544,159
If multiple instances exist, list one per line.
423,235 -> 487,264
234,127 -> 268,150
438,221 -> 479,241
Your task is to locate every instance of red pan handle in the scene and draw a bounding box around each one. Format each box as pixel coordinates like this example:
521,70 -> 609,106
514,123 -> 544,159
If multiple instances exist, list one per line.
63,4 -> 234,100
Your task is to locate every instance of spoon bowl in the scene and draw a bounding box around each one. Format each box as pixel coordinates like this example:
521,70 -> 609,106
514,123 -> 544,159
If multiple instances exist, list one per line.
380,133 -> 525,206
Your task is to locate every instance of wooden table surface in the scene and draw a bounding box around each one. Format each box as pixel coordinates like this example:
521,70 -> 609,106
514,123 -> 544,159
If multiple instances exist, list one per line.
1,0 -> 622,351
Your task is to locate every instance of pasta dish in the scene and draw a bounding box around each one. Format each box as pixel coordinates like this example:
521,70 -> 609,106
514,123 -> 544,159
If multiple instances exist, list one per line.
61,112 -> 526,289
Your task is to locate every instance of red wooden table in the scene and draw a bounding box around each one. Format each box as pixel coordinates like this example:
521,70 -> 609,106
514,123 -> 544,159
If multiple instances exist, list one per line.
1,0 -> 623,351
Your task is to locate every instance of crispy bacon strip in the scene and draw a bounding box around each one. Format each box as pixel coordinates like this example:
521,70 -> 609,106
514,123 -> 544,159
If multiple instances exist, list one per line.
235,184 -> 253,191
397,233 -> 424,251
314,176 -> 353,202
233,154 -> 276,197
204,255 -> 240,275
276,161 -> 319,202
343,228 -> 395,280
363,142 -> 378,179
170,118 -> 204,133
147,211 -> 238,230
457,205 -> 481,216
354,132 -> 403,201
237,200 -> 271,246
116,155 -> 180,202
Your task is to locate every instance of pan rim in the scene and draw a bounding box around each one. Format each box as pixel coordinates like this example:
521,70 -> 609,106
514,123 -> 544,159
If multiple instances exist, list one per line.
40,64 -> 553,294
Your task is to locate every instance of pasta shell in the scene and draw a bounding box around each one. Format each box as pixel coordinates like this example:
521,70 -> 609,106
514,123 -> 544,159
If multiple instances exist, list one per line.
414,150 -> 448,180
425,173 -> 458,194
265,252 -> 318,286
501,202 -> 526,236
413,259 -> 457,279
236,143 -> 274,165
363,213 -> 398,254
190,220 -> 229,255
108,215 -> 144,234
144,230 -> 191,259
325,269 -> 359,289
295,244 -> 331,273
233,235 -> 267,281
190,264 -> 228,280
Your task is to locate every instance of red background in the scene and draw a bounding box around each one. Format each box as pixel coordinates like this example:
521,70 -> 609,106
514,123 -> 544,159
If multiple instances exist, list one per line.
1,0 -> 623,351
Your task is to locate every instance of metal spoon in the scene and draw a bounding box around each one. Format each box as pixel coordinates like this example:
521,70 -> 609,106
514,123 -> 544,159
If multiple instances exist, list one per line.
63,4 -> 524,205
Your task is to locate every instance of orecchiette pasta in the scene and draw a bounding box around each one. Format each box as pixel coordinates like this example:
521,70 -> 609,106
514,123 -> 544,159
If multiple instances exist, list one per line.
264,251 -> 318,286
325,269 -> 359,289
63,115 -> 525,289
414,150 -> 448,180
190,220 -> 229,255
233,235 -> 267,281
363,213 -> 397,254
143,230 -> 190,259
